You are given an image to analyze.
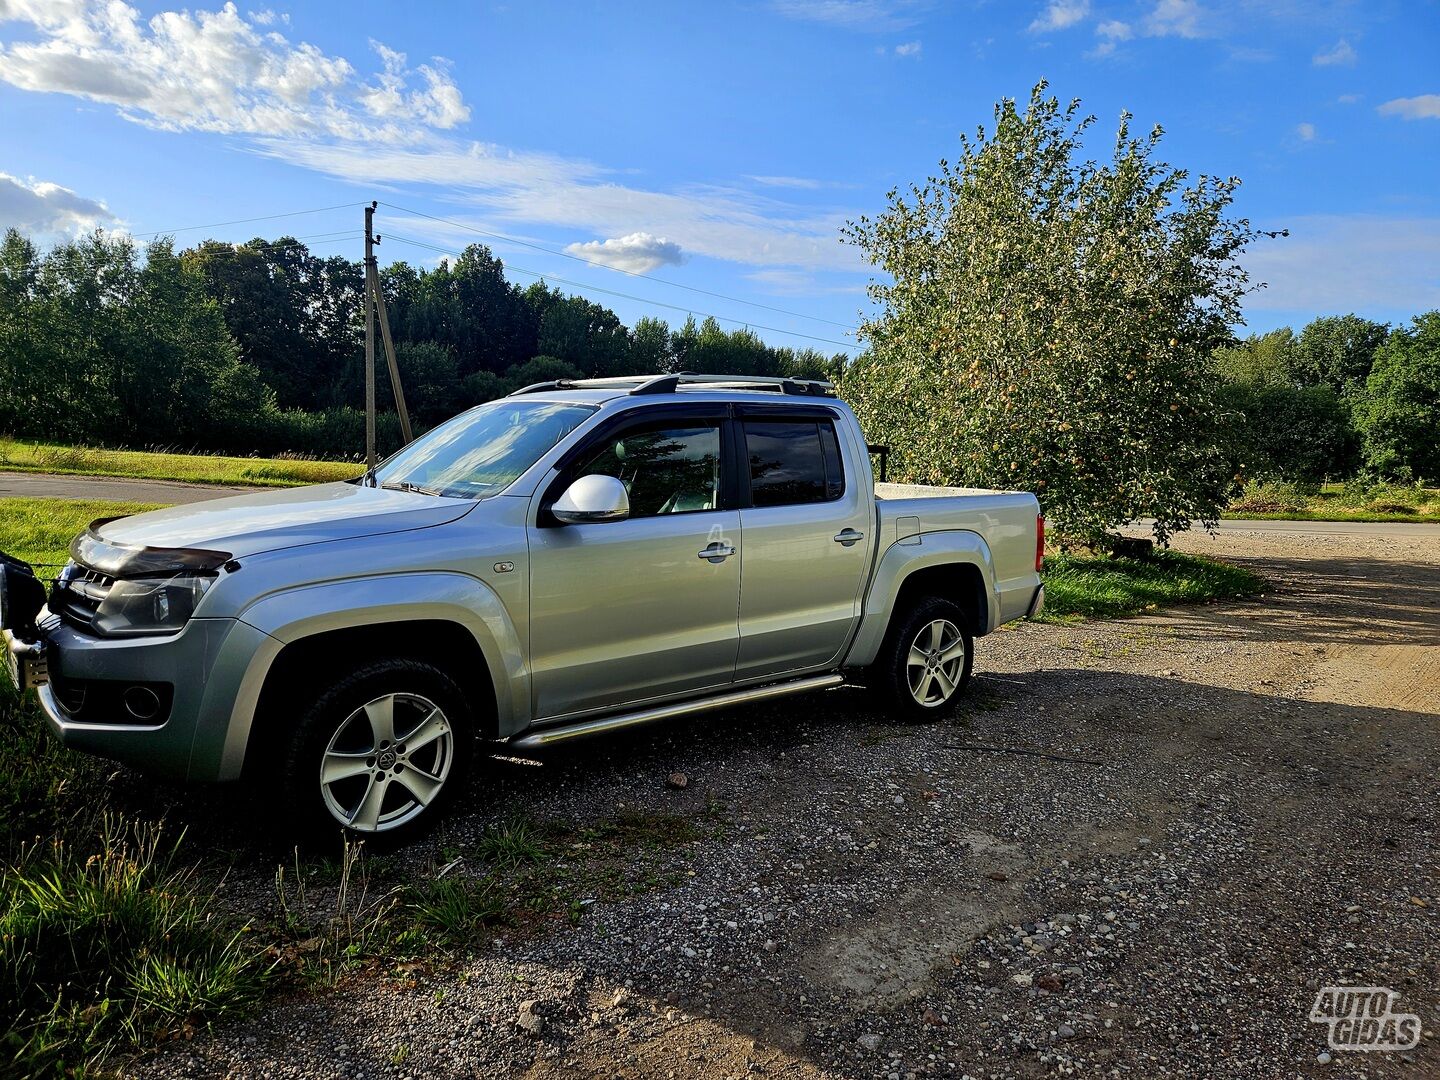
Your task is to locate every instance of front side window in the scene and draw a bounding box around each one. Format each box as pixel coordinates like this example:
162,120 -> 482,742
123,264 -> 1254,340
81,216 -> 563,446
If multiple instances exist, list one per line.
574,423 -> 722,517
744,419 -> 845,507
375,400 -> 596,499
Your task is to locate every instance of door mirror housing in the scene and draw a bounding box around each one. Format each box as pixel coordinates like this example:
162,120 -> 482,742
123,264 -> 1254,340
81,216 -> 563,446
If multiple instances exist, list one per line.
551,474 -> 630,525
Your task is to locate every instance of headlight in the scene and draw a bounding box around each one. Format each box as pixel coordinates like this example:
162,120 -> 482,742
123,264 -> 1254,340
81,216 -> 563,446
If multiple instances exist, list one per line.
91,574 -> 215,636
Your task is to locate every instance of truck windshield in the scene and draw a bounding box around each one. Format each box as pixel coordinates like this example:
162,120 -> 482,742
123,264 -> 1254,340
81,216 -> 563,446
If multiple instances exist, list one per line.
373,400 -> 596,499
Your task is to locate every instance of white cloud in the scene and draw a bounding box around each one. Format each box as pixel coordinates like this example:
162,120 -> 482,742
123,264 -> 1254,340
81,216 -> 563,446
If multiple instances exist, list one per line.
1295,121 -> 1316,141
1086,19 -> 1132,58
1337,93 -> 1361,104
1312,38 -> 1355,66
1142,0 -> 1209,39
0,1 -> 468,140
1029,0 -> 1090,33
0,172 -> 116,238
893,39 -> 922,56
263,139 -> 860,271
1378,94 -> 1440,121
0,2 -> 865,273
769,0 -> 925,30
1244,216 -> 1440,315
564,232 -> 685,274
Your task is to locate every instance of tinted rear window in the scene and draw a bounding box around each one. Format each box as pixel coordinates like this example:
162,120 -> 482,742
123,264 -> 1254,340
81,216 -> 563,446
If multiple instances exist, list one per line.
744,419 -> 845,507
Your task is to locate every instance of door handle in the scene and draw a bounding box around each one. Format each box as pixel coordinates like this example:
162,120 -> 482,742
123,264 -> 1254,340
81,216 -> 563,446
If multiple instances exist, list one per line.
698,542 -> 736,561
833,529 -> 865,546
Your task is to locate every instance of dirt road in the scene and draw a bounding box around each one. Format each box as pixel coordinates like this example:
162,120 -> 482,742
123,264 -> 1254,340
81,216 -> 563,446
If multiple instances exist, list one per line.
131,526 -> 1437,1079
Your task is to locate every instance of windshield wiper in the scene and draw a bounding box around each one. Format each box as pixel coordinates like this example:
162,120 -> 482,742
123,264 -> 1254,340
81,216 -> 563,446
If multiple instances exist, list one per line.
382,481 -> 444,496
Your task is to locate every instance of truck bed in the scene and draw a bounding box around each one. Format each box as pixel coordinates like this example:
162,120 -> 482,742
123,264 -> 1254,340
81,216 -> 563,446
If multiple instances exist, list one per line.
872,482 -> 1042,627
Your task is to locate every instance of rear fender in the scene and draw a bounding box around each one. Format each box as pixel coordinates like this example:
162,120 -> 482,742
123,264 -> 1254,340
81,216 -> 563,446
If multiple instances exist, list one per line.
846,530 -> 999,668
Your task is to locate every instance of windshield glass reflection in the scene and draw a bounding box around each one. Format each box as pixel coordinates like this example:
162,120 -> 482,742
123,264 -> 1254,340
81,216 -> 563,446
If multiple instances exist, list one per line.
374,400 -> 596,499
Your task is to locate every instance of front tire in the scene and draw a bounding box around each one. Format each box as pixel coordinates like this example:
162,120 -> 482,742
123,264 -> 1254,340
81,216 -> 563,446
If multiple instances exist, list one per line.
277,659 -> 472,846
872,596 -> 974,721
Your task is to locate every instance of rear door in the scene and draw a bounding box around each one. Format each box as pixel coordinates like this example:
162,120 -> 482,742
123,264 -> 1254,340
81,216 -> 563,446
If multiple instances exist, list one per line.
527,404 -> 742,720
734,406 -> 871,681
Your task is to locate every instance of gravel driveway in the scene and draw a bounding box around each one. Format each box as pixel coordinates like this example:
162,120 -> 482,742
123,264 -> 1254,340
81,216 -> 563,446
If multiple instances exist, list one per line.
133,527 -> 1437,1079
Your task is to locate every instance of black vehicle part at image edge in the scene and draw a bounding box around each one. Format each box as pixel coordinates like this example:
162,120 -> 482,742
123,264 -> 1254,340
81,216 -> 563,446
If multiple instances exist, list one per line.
0,552 -> 48,641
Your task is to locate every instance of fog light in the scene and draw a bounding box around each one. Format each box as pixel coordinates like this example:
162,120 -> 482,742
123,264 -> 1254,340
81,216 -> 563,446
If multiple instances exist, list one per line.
123,685 -> 162,721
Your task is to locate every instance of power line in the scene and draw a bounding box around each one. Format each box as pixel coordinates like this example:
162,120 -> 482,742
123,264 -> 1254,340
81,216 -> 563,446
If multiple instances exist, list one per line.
384,232 -> 858,352
376,199 -> 860,333
131,202 -> 361,239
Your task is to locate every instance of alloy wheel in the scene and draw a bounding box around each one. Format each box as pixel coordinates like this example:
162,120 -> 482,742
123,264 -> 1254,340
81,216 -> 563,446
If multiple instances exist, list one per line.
319,692 -> 455,832
905,618 -> 967,707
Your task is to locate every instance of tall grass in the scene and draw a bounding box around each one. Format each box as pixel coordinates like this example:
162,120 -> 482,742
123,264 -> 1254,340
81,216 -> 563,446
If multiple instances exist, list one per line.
1,815 -> 271,1074
0,438 -> 359,489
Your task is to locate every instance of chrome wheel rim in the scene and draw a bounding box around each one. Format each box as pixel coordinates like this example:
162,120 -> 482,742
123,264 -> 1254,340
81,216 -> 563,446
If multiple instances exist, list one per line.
906,619 -> 965,707
320,692 -> 454,833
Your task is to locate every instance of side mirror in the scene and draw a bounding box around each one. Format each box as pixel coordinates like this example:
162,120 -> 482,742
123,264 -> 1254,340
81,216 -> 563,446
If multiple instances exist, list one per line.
551,474 -> 630,525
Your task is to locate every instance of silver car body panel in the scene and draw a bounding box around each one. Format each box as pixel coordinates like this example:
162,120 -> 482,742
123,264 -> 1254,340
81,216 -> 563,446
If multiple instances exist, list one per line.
14,388 -> 1043,783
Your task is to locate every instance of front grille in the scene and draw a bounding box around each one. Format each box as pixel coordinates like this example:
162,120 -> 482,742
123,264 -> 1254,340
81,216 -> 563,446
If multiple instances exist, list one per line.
51,564 -> 115,632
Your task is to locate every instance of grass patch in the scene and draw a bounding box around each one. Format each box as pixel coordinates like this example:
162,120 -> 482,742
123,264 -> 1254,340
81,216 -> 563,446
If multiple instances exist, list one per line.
1226,479 -> 1440,523
0,438 -> 358,489
0,497 -> 161,570
0,789 -> 271,1074
1039,549 -> 1262,622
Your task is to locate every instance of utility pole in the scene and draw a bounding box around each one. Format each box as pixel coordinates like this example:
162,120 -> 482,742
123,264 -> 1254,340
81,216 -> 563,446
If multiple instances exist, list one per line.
362,201 -> 413,470
363,203 -> 377,472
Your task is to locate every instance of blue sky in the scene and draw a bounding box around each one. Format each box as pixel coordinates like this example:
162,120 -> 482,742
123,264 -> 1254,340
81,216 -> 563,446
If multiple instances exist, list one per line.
1,0 -> 1437,356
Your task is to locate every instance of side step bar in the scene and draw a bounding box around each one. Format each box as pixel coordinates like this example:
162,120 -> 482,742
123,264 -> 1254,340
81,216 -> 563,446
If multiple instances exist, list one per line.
509,673 -> 845,751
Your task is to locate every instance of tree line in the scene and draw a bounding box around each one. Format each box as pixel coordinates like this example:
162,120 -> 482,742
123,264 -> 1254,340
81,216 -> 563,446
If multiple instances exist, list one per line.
1215,312 -> 1439,484
0,228 -> 846,458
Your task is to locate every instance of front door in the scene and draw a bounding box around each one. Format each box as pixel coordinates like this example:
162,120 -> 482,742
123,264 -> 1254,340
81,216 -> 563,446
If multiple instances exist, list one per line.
528,410 -> 741,720
734,411 -> 871,681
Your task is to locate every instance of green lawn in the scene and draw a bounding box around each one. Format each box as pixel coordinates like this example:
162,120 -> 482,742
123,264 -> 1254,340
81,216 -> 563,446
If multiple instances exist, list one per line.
1225,480 -> 1440,523
0,497 -> 161,568
1038,549 -> 1263,622
0,438 -> 359,489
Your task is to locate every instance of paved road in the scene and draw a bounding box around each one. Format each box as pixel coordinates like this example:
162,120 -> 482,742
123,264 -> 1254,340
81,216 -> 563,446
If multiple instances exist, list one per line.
0,470 -> 264,504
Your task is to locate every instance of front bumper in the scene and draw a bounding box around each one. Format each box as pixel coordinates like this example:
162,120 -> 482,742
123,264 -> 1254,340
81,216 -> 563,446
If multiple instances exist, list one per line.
6,610 -> 273,782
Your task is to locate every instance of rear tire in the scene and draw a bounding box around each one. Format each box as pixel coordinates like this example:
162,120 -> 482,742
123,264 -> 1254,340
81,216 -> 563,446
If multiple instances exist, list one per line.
871,596 -> 974,721
274,659 -> 473,848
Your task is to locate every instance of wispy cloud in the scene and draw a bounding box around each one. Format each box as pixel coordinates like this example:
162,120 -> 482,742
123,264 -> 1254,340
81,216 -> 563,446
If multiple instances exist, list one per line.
1029,0 -> 1090,33
0,1 -> 467,140
0,172 -> 117,239
1312,38 -> 1356,66
564,233 -> 685,274
1244,215 -> 1440,315
893,39 -> 922,56
0,1 -> 864,272
746,268 -> 867,297
1378,94 -> 1440,121
1295,121 -> 1317,142
769,0 -> 927,31
1142,0 -> 1210,39
1086,18 -> 1132,57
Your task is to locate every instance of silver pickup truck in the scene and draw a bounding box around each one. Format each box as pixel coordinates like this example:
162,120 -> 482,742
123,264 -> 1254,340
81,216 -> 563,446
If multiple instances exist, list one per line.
3,374 -> 1043,842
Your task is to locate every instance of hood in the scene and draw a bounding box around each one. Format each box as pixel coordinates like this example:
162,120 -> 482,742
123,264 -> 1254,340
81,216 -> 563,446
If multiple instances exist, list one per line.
91,482 -> 474,561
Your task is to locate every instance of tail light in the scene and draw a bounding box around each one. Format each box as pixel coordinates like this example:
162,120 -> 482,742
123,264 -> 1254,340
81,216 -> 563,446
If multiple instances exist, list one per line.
1035,514 -> 1046,572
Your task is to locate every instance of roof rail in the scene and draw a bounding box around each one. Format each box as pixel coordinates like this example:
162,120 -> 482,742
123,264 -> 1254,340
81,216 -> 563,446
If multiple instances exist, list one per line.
508,373 -> 837,398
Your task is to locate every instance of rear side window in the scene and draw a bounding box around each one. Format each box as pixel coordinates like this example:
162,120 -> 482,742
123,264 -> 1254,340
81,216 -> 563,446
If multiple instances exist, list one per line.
744,419 -> 845,507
